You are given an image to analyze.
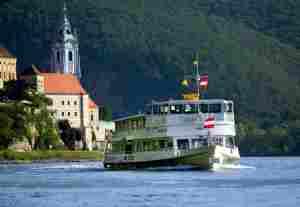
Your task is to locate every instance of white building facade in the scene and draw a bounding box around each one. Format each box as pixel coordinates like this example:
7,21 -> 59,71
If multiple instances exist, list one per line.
20,67 -> 115,151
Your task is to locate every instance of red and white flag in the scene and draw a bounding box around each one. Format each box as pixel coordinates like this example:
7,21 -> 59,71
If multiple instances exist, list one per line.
203,116 -> 215,128
198,75 -> 208,87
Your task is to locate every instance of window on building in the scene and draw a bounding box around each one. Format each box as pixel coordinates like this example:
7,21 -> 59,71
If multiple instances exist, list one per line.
68,51 -> 73,61
61,112 -> 65,117
91,114 -> 94,121
0,72 -> 2,79
67,101 -> 70,105
62,101 -> 65,105
74,101 -> 77,105
57,51 -> 60,63
74,112 -> 78,117
67,112 -> 71,116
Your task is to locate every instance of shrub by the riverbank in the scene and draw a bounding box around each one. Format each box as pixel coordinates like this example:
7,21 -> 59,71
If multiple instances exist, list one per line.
0,150 -> 103,163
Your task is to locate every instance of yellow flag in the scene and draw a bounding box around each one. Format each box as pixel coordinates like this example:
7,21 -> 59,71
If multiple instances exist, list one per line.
183,93 -> 200,101
181,79 -> 189,86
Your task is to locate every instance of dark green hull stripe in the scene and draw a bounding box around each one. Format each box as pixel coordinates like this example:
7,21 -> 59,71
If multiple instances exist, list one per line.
104,150 -> 212,170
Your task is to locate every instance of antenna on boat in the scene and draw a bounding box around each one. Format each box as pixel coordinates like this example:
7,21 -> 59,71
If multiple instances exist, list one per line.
181,52 -> 206,101
193,52 -> 200,99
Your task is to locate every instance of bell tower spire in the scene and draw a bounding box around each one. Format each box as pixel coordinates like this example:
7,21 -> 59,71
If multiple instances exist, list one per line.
50,1 -> 82,79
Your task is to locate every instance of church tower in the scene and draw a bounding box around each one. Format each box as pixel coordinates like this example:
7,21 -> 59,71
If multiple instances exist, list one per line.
51,3 -> 81,79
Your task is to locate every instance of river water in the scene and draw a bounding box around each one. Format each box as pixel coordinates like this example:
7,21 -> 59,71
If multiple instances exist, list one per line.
0,157 -> 300,207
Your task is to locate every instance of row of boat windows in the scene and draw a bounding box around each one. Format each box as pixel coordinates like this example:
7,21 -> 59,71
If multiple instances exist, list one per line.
116,118 -> 146,130
112,139 -> 173,153
178,137 -> 235,150
111,137 -> 235,154
146,103 -> 233,114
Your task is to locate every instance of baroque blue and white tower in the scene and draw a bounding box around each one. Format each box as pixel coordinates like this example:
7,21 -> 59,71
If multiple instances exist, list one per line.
51,3 -> 81,79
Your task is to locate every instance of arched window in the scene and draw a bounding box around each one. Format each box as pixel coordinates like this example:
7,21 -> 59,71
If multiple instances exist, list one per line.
57,51 -> 60,63
68,51 -> 73,61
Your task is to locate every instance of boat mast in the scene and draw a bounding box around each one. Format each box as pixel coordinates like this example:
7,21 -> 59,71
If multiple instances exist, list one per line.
194,53 -> 200,100
195,64 -> 200,99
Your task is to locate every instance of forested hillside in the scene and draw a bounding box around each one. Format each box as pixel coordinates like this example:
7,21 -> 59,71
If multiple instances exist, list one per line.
1,0 -> 300,154
193,0 -> 300,49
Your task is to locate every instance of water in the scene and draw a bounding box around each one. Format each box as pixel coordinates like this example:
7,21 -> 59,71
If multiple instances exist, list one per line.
0,157 -> 300,207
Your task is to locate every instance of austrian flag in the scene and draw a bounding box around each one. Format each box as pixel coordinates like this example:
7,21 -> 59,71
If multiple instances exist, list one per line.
203,116 -> 215,128
199,75 -> 208,87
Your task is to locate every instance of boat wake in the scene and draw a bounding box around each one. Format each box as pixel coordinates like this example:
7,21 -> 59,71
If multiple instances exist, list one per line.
32,162 -> 102,170
212,163 -> 256,171
145,165 -> 200,171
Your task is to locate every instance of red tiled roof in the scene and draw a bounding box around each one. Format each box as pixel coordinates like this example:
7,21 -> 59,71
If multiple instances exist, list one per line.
0,47 -> 15,58
41,73 -> 87,95
89,99 -> 97,109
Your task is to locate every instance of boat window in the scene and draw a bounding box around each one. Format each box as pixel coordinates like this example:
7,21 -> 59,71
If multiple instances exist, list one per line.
213,137 -> 223,146
184,104 -> 198,114
159,140 -> 166,149
200,104 -> 209,113
143,141 -> 149,151
177,139 -> 189,150
167,140 -> 173,148
153,141 -> 160,151
225,137 -> 234,148
226,103 -> 233,113
170,104 -> 182,114
137,141 -> 143,152
125,142 -> 133,154
160,105 -> 169,114
209,103 -> 222,113
192,138 -> 208,148
153,105 -> 160,114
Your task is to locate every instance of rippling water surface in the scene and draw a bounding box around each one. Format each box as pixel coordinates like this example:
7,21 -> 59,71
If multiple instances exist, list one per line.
0,157 -> 300,207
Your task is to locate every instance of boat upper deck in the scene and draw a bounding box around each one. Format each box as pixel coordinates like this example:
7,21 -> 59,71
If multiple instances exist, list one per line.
113,99 -> 235,134
145,99 -> 234,115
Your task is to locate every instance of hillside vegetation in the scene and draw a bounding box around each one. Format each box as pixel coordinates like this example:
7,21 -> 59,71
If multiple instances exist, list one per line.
1,0 -> 300,155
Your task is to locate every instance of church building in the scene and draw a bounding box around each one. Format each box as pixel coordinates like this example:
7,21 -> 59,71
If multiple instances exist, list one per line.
20,3 -> 114,151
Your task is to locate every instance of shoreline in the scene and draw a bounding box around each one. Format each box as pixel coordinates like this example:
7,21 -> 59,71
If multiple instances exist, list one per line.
0,150 -> 103,164
0,159 -> 101,165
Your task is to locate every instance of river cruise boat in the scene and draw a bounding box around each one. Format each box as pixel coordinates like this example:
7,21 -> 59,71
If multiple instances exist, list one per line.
103,98 -> 240,170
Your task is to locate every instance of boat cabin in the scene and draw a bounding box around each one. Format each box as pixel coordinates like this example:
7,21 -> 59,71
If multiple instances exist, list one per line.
145,99 -> 234,115
115,114 -> 146,131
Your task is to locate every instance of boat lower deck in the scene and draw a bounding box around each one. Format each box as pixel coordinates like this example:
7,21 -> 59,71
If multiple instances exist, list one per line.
104,148 -> 211,170
104,144 -> 240,170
